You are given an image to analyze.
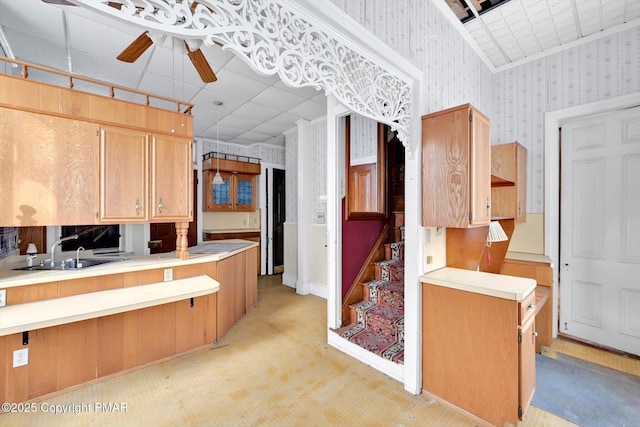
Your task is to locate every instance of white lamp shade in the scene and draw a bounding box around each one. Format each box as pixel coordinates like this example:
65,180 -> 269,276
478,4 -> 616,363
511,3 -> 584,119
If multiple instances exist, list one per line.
26,243 -> 38,254
487,221 -> 508,243
212,171 -> 224,185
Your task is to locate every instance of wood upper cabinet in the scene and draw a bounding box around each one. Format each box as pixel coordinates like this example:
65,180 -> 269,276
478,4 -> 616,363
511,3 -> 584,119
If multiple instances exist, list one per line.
0,107 -> 99,226
491,141 -> 527,222
422,104 -> 491,228
99,127 -> 193,223
150,134 -> 193,220
99,126 -> 149,222
204,170 -> 256,212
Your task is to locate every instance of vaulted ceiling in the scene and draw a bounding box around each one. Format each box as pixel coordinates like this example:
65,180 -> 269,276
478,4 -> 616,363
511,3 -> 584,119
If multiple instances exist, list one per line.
0,0 -> 327,147
440,0 -> 640,71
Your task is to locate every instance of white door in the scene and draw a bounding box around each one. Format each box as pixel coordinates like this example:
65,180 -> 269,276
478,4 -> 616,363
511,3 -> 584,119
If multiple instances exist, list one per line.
560,106 -> 640,356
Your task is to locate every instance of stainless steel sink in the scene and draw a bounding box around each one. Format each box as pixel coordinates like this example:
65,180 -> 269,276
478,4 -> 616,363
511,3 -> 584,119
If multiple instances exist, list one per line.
13,257 -> 128,271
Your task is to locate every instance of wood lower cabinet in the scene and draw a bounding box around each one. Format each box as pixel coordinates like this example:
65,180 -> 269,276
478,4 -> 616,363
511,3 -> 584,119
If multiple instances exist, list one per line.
422,104 -> 491,228
0,249 -> 258,405
422,282 -> 535,426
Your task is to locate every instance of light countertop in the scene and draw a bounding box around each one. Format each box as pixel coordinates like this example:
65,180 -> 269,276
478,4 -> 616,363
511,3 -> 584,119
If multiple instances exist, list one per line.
420,267 -> 536,301
505,251 -> 553,265
0,239 -> 257,289
202,228 -> 261,233
0,275 -> 219,337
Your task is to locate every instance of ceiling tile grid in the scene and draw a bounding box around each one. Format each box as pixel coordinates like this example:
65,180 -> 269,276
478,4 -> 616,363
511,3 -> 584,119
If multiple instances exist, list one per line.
445,0 -> 640,71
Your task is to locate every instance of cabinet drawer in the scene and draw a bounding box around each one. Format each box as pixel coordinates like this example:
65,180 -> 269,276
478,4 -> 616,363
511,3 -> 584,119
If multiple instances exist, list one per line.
519,290 -> 536,325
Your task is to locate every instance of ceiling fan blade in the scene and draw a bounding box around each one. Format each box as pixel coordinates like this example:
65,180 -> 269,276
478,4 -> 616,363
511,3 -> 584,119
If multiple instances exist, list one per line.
42,0 -> 76,5
117,32 -> 153,63
185,44 -> 217,83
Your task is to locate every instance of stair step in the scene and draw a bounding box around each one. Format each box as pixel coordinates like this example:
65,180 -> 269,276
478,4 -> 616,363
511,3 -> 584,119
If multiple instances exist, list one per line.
384,241 -> 404,261
363,280 -> 404,311
375,259 -> 404,281
392,211 -> 404,227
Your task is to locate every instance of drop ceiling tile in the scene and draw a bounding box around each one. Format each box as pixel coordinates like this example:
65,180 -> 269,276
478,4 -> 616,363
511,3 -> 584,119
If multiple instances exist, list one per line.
218,113 -> 262,130
223,55 -> 280,85
251,86 -> 308,111
269,111 -> 304,128
209,70 -> 269,99
233,102 -> 281,122
287,99 -> 328,120
250,121 -> 290,137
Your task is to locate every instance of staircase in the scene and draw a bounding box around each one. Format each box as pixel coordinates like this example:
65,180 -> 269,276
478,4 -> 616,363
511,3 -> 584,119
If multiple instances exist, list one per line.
336,209 -> 405,363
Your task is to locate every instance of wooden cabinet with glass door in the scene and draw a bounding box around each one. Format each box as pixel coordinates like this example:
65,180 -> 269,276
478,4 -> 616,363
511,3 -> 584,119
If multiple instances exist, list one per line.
204,170 -> 256,212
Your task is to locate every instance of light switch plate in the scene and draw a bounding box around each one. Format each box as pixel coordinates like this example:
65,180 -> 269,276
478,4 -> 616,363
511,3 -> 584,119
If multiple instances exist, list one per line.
164,268 -> 173,282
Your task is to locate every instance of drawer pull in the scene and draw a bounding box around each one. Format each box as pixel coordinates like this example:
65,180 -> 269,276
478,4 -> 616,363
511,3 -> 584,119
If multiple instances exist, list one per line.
527,303 -> 536,311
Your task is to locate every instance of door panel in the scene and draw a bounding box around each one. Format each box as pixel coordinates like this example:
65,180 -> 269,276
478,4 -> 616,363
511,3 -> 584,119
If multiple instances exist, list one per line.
560,106 -> 640,355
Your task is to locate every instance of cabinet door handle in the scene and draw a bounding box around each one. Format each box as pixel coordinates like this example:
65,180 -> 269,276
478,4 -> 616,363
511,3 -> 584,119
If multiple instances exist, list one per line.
135,198 -> 140,216
158,198 -> 163,213
527,303 -> 536,311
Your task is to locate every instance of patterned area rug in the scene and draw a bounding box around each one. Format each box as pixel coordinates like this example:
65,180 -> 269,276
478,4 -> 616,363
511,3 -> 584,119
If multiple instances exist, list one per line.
340,239 -> 405,363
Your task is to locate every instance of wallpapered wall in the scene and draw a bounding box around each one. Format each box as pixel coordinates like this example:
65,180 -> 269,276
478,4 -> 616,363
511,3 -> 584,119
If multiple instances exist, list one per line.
493,27 -> 640,213
200,139 -> 285,166
329,0 -> 640,215
311,118 -> 328,224
329,0 -> 494,117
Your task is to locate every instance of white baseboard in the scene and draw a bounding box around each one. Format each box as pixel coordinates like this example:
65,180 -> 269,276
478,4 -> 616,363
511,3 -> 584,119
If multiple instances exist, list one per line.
308,281 -> 327,299
327,332 -> 404,383
282,273 -> 297,288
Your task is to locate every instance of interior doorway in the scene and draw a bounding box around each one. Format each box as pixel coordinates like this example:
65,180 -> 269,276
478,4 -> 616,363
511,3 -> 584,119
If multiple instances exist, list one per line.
271,168 -> 286,273
559,106 -> 640,355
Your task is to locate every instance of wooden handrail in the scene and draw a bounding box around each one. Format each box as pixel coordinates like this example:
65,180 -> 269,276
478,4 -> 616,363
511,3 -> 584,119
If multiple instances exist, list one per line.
0,55 -> 193,114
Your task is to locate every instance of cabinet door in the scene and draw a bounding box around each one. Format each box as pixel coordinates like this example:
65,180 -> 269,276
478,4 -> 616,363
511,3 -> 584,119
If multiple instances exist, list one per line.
469,108 -> 491,226
150,134 -> 193,220
99,126 -> 148,222
422,104 -> 490,227
516,142 -> 527,222
0,108 -> 99,226
206,171 -> 233,211
234,173 -> 256,211
519,316 -> 536,420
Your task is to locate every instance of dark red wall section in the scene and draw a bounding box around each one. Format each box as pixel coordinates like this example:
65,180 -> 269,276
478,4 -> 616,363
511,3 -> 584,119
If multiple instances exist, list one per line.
341,198 -> 385,298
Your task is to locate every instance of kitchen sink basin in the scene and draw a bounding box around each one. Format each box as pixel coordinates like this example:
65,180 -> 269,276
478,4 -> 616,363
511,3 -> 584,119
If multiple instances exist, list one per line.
13,257 -> 129,271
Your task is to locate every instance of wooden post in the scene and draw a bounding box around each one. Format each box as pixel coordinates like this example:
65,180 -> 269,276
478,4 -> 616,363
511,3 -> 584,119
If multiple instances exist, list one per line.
175,222 -> 189,259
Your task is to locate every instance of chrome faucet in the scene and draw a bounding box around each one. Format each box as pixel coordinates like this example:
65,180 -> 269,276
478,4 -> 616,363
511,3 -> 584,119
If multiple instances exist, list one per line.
76,246 -> 85,268
50,234 -> 79,267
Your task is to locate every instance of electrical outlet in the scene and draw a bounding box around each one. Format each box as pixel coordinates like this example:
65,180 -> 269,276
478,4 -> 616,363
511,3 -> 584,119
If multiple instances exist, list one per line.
0,289 -> 6,307
164,268 -> 173,282
13,348 -> 28,368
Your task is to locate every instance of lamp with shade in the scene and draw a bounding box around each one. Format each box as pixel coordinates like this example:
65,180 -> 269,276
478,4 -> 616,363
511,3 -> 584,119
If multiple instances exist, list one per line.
485,220 -> 508,265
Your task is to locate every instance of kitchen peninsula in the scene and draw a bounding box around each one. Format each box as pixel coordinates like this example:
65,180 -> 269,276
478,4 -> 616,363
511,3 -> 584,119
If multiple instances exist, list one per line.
0,241 -> 258,406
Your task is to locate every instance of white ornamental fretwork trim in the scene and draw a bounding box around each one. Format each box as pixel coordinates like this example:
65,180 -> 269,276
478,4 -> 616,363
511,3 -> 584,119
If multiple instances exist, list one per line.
71,0 -> 413,146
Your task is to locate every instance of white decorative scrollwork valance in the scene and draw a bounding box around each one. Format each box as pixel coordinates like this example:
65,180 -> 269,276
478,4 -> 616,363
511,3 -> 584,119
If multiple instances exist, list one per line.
72,0 -> 415,146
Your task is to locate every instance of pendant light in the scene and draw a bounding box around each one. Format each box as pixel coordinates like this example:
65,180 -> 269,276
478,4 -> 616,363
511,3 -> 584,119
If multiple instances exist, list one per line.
212,101 -> 224,185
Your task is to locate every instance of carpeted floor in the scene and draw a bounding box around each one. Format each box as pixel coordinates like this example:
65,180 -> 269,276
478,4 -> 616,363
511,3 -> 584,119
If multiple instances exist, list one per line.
533,352 -> 640,427
1,274 -> 632,427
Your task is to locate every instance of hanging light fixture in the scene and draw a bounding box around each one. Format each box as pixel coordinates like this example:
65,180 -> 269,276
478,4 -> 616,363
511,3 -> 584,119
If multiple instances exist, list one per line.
212,101 -> 224,185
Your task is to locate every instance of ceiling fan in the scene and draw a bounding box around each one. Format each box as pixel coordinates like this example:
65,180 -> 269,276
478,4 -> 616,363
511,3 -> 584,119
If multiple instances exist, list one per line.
41,0 -> 217,83
117,31 -> 217,83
